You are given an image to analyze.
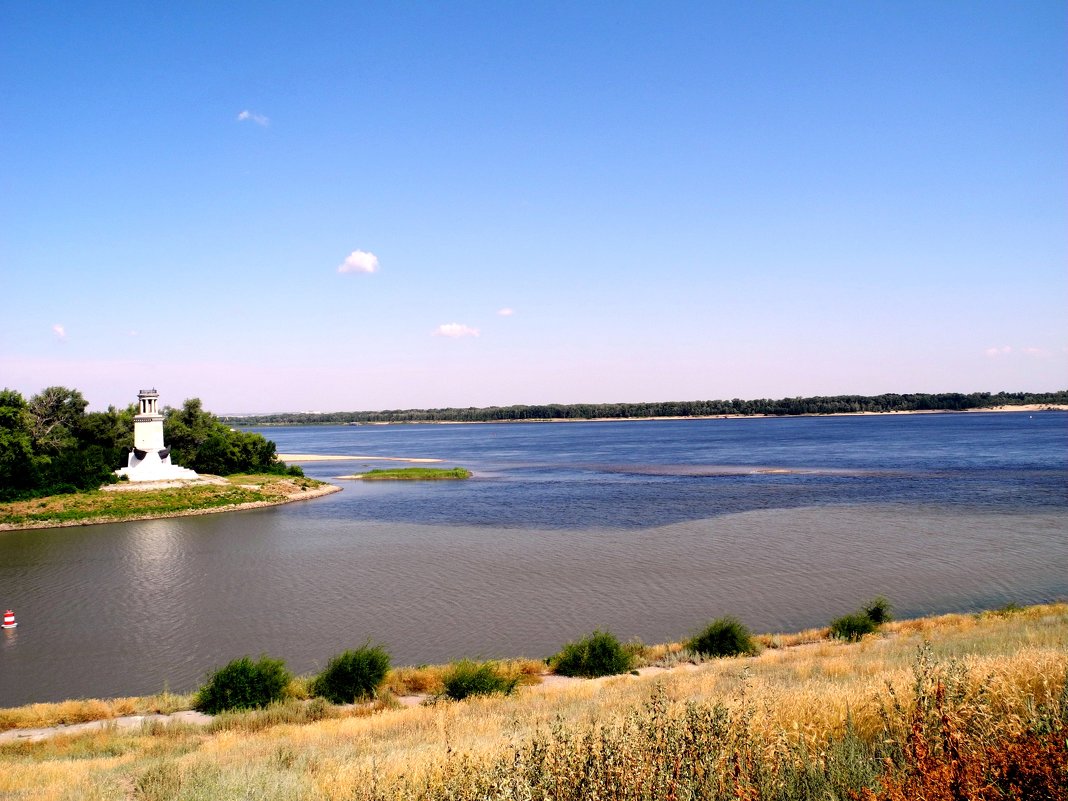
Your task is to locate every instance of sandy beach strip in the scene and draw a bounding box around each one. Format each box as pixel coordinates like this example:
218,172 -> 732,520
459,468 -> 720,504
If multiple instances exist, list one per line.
278,454 -> 443,463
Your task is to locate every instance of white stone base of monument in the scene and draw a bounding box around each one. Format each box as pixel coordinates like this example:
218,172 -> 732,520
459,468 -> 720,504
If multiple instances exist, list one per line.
116,450 -> 199,483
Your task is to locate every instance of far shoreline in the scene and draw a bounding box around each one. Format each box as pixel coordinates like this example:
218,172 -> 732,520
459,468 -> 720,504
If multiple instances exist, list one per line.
257,404 -> 1068,427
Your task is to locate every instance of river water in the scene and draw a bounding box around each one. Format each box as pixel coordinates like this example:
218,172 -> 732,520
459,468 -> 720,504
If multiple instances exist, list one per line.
1,412 -> 1065,706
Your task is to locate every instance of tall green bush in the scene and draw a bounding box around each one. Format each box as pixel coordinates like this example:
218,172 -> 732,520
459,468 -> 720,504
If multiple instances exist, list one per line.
441,660 -> 518,701
551,630 -> 635,678
830,597 -> 894,642
311,644 -> 391,704
862,596 -> 893,625
829,612 -> 878,642
194,655 -> 291,714
687,616 -> 759,658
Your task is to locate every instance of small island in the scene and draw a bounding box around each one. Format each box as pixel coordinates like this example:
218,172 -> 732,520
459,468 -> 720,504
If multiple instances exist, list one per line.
339,467 -> 472,481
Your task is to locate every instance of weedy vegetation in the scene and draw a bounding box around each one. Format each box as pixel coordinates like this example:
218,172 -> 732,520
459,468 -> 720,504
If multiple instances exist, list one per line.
310,644 -> 391,704
687,615 -> 760,658
2,603 -> 1066,801
194,656 -> 292,714
551,629 -> 638,677
440,660 -> 519,701
831,596 -> 895,641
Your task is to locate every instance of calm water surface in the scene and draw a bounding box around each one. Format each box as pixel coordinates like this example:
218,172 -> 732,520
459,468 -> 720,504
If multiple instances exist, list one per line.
1,413 -> 1065,706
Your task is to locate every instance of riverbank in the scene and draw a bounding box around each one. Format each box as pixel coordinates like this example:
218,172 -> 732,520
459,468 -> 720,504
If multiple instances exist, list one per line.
429,403 -> 1068,424
1,603 -> 1064,799
0,475 -> 341,532
255,404 -> 1068,427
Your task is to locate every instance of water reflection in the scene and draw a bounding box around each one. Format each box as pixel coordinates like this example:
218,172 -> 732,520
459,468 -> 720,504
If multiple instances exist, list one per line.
0,503 -> 1065,706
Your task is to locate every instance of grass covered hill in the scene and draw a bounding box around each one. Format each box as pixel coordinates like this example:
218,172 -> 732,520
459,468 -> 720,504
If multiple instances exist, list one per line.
2,603 -> 1065,800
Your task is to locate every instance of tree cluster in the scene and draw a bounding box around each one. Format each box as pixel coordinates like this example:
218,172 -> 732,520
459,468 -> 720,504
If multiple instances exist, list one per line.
0,387 -> 132,501
0,387 -> 293,502
221,390 -> 1068,426
163,397 -> 292,476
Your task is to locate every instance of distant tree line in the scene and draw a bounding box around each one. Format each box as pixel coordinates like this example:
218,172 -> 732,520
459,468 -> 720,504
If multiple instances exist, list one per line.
221,390 -> 1068,426
0,387 -> 292,501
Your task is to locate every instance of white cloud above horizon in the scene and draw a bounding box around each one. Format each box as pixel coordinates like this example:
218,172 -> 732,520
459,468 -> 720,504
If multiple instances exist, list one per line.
434,323 -> 480,338
984,345 -> 1053,359
337,250 -> 380,274
497,307 -> 515,317
237,110 -> 269,126
52,323 -> 66,341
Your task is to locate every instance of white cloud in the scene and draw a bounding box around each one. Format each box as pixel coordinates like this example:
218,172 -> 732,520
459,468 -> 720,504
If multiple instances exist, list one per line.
237,110 -> 269,126
434,323 -> 480,338
52,324 -> 66,341
337,250 -> 380,274
984,345 -> 1052,359
497,307 -> 515,317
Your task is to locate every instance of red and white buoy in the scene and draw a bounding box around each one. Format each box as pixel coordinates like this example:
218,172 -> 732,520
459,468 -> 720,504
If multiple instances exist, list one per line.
1,610 -> 16,629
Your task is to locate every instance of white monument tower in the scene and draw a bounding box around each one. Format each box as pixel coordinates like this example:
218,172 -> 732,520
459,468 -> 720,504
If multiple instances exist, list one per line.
116,389 -> 199,482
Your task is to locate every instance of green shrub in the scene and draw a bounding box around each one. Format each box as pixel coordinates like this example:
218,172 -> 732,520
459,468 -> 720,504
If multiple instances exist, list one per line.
829,612 -> 878,642
194,655 -> 291,714
311,644 -> 391,704
551,630 -> 635,678
687,616 -> 759,658
441,660 -> 518,700
862,596 -> 893,625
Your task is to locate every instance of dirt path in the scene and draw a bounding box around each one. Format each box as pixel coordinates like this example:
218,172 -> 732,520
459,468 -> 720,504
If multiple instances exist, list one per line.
0,665 -> 708,743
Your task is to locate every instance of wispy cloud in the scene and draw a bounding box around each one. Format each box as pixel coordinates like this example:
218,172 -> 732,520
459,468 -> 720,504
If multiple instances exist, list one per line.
985,345 -> 1053,359
497,307 -> 515,317
337,250 -> 380,274
434,323 -> 480,338
237,110 -> 269,126
52,324 -> 66,341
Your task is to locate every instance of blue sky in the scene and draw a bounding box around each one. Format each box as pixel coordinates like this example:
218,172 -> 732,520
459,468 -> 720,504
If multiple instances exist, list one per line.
2,2 -> 1064,413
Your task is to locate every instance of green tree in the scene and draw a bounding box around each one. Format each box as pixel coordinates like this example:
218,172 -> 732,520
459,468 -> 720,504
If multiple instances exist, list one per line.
0,389 -> 38,500
27,386 -> 88,454
164,398 -> 286,475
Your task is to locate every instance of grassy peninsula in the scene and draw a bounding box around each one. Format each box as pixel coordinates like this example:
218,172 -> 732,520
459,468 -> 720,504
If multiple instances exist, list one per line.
2,603 -> 1065,800
0,474 -> 338,530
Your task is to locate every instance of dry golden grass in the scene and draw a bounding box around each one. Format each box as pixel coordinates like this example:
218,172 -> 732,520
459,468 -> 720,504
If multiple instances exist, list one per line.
385,657 -> 545,697
0,691 -> 194,731
1,603 -> 1064,801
